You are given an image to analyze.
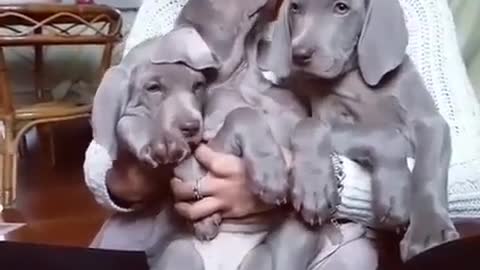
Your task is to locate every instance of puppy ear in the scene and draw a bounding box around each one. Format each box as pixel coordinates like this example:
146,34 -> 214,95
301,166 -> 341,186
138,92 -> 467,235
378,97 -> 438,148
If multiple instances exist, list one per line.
257,0 -> 292,79
243,0 -> 270,16
357,0 -> 408,86
150,27 -> 220,71
91,66 -> 130,159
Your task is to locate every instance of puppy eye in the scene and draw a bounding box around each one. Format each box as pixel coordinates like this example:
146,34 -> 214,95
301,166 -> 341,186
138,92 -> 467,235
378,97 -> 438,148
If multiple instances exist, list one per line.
290,2 -> 301,14
334,2 -> 350,15
145,82 -> 162,92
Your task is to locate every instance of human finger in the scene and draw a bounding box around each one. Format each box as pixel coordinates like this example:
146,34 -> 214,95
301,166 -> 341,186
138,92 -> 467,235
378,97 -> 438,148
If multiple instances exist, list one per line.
194,144 -> 243,177
170,177 -> 217,201
174,197 -> 225,221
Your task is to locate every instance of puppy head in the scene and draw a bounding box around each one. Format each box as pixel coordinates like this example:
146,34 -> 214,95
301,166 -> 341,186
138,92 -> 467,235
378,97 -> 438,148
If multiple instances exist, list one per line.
259,0 -> 408,86
130,63 -> 207,143
130,27 -> 219,165
177,0 -> 275,62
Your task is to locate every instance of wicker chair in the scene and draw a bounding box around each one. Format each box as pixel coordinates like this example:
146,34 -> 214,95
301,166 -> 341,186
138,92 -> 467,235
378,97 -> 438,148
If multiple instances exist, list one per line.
0,3 -> 123,207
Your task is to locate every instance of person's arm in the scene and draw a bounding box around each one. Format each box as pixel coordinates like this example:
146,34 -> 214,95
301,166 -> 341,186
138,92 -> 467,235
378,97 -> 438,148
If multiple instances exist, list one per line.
85,139 -> 173,212
84,140 -> 134,212
122,0 -> 188,56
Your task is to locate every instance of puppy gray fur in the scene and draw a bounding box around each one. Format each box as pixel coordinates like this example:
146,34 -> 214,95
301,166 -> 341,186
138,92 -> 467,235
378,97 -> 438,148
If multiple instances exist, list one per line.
92,27 -> 218,167
93,1 -> 323,270
170,0 -> 284,241
91,26 -> 220,270
158,1 -> 340,270
93,0 -> 276,242
256,0 -> 459,262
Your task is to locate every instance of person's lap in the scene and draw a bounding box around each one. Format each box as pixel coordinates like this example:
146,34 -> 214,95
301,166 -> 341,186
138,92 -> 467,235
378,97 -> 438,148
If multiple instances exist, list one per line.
91,213 -> 378,270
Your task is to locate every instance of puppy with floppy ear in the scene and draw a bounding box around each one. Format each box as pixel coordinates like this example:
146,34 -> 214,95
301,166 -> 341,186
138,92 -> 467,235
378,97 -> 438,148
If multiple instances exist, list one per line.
94,26 -> 220,168
150,27 -> 221,69
94,2 -> 326,270
356,0 -> 408,86
257,0 -> 459,262
175,0 -> 270,72
91,65 -> 131,160
90,26 -> 223,270
257,0 -> 293,79
259,0 -> 408,84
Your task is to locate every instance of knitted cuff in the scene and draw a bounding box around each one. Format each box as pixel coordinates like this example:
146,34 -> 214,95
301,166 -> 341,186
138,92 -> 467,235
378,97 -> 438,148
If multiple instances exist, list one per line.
83,140 -> 133,213
336,156 -> 480,223
335,157 -> 417,225
335,156 -> 375,225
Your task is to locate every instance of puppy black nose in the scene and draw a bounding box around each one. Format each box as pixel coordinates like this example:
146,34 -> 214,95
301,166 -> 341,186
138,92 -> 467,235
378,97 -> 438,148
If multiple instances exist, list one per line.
179,120 -> 200,138
293,47 -> 314,65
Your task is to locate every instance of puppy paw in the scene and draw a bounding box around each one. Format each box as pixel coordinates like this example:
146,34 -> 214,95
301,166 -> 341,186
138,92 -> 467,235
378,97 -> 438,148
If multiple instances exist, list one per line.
193,214 -> 222,241
151,132 -> 191,165
400,207 -> 459,261
373,180 -> 410,227
374,195 -> 409,228
137,145 -> 158,168
245,153 -> 289,205
290,161 -> 339,226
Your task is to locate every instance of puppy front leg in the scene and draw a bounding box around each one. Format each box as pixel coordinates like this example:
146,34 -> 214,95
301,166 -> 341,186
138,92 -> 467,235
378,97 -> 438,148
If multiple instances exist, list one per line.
290,118 -> 339,225
212,107 -> 290,205
400,115 -> 459,261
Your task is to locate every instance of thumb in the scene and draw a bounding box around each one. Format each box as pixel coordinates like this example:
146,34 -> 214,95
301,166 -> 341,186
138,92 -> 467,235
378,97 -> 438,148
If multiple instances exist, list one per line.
194,144 -> 243,177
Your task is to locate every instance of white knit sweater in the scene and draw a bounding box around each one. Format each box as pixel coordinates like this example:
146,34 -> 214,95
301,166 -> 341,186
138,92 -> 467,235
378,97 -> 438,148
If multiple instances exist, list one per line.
83,0 -> 480,227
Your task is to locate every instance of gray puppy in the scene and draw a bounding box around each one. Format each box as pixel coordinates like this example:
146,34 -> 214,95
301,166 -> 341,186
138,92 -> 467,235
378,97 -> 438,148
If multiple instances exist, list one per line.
256,0 -> 460,262
160,2 -> 353,270
91,26 -> 220,269
91,27 -> 219,172
94,1 -> 318,270
168,0 -> 290,241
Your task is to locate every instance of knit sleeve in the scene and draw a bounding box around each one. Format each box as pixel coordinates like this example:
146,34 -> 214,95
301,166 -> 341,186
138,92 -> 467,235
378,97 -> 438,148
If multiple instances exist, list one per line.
83,140 -> 133,212
122,0 -> 188,57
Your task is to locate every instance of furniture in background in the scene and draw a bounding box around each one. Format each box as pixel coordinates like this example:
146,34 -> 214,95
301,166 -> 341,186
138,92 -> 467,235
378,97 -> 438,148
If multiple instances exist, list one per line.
0,4 -> 122,207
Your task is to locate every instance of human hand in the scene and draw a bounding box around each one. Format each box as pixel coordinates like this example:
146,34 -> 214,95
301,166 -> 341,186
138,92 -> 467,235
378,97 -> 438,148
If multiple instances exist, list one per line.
106,151 -> 172,210
171,144 -> 285,222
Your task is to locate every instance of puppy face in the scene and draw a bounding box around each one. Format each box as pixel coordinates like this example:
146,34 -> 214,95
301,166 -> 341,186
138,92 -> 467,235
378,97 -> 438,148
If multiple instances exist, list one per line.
128,63 -> 208,164
288,0 -> 366,79
260,0 -> 407,86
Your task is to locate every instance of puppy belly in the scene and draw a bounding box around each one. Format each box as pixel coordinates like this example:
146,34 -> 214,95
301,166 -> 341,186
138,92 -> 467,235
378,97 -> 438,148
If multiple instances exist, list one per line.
192,229 -> 268,270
